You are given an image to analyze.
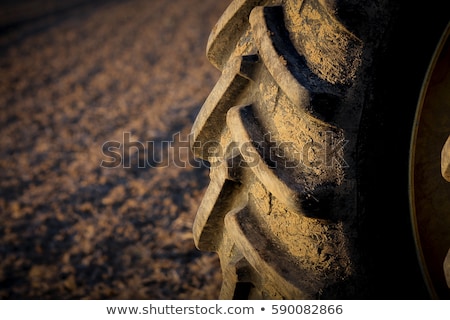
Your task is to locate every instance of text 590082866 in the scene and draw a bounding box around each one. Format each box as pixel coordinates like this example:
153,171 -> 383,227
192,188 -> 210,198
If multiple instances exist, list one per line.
271,304 -> 343,315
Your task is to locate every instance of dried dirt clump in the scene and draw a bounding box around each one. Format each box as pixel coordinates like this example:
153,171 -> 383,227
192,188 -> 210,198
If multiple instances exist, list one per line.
0,0 -> 229,299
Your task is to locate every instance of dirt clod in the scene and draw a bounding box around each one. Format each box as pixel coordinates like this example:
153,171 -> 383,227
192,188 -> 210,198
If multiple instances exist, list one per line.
0,0 -> 228,299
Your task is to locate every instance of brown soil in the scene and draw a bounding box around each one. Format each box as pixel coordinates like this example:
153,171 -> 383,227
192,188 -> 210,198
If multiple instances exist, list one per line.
0,0 -> 229,299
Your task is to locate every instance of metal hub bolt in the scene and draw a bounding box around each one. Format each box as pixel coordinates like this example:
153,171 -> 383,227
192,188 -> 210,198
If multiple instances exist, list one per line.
442,135 -> 450,182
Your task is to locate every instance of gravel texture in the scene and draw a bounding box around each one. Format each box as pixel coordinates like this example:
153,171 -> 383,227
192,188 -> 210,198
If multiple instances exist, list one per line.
0,0 -> 229,299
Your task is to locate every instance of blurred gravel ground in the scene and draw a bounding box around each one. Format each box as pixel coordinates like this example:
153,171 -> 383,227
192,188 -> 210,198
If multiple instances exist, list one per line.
0,0 -> 229,299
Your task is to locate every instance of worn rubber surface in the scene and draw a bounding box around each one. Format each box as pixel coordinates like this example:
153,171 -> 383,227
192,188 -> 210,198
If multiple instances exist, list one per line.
191,0 -> 449,299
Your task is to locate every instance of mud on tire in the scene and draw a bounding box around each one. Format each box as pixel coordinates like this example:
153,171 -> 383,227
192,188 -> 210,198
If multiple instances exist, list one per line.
191,0 -> 449,299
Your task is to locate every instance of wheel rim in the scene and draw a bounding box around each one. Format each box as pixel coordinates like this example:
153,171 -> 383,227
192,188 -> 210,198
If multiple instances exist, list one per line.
410,23 -> 450,299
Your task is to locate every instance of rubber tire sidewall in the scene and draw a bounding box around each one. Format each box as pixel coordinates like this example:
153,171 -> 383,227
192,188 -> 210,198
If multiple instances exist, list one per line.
358,1 -> 449,299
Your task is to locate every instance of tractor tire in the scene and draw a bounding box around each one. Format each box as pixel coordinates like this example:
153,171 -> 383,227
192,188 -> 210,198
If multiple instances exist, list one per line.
191,0 -> 449,299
